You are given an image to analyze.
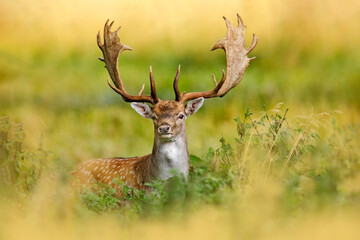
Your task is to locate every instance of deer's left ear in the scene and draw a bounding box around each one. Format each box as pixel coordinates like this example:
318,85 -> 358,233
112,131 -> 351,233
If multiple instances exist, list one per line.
185,97 -> 204,117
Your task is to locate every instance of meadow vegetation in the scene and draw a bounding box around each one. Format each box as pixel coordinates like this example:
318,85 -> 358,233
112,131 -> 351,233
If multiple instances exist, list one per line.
1,0 -> 360,239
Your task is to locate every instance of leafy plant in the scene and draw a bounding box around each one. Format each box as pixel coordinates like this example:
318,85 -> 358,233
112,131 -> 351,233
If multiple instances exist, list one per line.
0,116 -> 46,196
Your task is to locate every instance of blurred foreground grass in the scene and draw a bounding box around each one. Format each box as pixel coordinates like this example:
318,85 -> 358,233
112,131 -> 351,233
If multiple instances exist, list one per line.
1,0 -> 360,239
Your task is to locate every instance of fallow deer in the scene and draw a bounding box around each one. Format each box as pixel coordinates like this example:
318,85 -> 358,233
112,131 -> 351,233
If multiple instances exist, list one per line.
72,14 -> 258,191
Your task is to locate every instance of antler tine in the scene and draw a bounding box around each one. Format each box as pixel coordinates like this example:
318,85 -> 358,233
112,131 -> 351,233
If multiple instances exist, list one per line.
247,34 -> 258,54
212,74 -> 217,86
97,20 -> 158,104
96,31 -> 103,50
138,84 -> 145,96
178,14 -> 257,103
173,65 -> 181,101
149,66 -> 160,103
236,13 -> 244,26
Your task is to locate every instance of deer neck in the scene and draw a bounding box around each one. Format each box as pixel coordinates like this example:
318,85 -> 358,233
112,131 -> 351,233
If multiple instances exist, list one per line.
150,129 -> 189,181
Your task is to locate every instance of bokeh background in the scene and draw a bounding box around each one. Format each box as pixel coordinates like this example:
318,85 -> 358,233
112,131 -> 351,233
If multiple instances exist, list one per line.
1,0 -> 360,239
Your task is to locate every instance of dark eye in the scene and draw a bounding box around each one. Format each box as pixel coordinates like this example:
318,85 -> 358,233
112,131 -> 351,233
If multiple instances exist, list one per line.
178,114 -> 184,119
151,115 -> 157,121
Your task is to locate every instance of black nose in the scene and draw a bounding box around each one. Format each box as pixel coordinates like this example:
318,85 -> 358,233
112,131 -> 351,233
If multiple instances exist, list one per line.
158,125 -> 171,134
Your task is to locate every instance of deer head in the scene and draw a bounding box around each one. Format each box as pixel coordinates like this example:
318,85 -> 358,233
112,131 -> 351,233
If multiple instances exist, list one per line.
131,97 -> 204,143
96,14 -> 257,139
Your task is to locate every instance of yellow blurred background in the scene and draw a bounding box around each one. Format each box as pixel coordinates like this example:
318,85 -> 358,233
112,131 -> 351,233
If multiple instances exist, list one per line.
1,0 -> 360,53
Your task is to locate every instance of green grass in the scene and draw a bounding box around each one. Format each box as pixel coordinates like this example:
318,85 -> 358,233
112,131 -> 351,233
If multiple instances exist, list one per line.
2,105 -> 359,223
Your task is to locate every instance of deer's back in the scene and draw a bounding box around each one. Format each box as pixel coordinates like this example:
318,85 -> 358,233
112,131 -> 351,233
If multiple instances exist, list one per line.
72,154 -> 152,190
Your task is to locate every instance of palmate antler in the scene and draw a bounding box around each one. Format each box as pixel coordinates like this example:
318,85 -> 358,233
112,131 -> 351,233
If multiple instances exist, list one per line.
174,14 -> 258,103
97,14 -> 257,105
97,20 -> 159,104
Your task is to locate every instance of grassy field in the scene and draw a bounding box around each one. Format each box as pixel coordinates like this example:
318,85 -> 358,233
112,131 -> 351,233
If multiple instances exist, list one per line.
1,0 -> 360,239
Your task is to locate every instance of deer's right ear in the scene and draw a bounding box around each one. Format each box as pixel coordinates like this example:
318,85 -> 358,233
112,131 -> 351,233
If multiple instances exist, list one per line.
131,103 -> 153,119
